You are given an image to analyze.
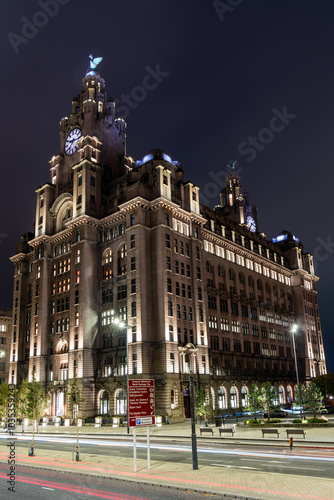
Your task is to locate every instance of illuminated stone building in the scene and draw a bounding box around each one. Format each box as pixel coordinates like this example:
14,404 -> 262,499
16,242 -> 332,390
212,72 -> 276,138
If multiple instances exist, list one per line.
8,65 -> 327,421
0,308 -> 12,385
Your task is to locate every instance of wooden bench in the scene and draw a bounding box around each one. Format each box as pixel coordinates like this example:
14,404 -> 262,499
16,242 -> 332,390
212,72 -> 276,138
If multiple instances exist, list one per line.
262,428 -> 280,438
219,428 -> 235,437
286,429 -> 306,439
199,427 -> 214,436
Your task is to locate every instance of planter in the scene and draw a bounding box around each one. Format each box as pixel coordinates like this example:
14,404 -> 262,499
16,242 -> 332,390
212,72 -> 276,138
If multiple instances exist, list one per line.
95,417 -> 102,427
155,416 -> 162,427
112,417 -> 120,428
64,418 -> 71,427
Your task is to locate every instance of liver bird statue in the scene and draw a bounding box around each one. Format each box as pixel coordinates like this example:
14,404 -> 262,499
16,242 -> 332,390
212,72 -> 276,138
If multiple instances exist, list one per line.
85,54 -> 103,76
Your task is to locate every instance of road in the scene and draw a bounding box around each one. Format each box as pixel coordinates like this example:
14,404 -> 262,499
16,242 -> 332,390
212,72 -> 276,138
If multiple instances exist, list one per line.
1,434 -> 334,480
0,464 -> 228,500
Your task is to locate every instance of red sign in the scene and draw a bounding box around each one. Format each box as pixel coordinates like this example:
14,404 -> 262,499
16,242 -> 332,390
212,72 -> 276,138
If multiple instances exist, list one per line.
128,379 -> 155,427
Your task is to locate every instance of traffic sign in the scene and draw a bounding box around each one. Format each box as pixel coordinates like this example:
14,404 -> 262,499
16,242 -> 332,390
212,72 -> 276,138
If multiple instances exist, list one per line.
128,379 -> 155,427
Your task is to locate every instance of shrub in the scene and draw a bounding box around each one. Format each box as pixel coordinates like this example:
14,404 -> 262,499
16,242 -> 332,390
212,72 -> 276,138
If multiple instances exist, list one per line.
306,417 -> 328,424
249,419 -> 262,424
269,419 -> 282,423
292,418 -> 302,423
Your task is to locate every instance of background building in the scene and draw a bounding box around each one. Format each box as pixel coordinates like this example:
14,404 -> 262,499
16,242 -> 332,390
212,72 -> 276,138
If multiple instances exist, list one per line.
8,66 -> 327,421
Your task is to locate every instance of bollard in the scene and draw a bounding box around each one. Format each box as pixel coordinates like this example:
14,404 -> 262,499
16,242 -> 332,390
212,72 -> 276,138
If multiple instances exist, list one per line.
289,437 -> 293,450
75,446 -> 80,461
28,446 -> 34,456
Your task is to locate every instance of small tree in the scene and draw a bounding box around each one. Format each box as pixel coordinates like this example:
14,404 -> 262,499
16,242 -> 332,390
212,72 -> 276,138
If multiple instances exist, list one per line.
313,374 -> 334,398
246,384 -> 262,419
195,388 -> 213,424
17,379 -> 29,433
260,382 -> 278,421
304,383 -> 325,418
0,383 -> 9,428
26,373 -> 48,454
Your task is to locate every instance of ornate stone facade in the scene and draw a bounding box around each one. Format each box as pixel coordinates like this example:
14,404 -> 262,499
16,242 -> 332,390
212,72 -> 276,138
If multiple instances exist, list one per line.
7,67 -> 327,422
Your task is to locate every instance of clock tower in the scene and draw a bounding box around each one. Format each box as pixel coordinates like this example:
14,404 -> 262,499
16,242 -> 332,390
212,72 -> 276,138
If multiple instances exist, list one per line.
218,162 -> 259,232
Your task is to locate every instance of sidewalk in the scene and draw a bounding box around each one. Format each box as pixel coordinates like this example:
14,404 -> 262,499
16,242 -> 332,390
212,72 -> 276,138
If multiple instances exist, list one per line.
0,422 -> 333,500
5,420 -> 334,447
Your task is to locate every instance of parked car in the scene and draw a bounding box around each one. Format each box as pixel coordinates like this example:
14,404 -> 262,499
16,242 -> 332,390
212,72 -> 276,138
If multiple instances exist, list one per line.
263,409 -> 288,418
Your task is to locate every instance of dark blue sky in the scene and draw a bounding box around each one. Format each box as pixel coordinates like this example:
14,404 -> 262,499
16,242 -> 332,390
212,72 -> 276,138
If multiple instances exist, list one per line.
1,0 -> 333,371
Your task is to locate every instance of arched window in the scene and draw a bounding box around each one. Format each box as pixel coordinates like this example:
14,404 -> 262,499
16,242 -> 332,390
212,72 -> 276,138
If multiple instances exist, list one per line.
241,386 -> 248,407
265,283 -> 271,295
228,269 -> 235,281
230,386 -> 238,408
218,265 -> 224,277
100,390 -> 109,415
103,248 -> 113,265
218,387 -> 226,409
257,279 -> 263,291
118,245 -> 127,276
115,389 -> 127,415
286,385 -> 292,404
273,285 -> 278,297
248,276 -> 254,288
279,386 -> 285,405
239,272 -> 245,285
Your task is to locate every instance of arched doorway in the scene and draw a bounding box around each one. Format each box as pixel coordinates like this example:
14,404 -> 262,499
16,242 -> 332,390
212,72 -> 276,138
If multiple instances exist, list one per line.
100,391 -> 109,415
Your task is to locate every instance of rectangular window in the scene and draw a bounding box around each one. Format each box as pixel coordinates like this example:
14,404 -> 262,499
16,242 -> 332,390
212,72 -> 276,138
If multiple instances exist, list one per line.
168,301 -> 173,316
130,214 -> 135,226
167,277 -> 172,293
130,234 -> 135,248
166,234 -> 170,248
131,301 -> 136,317
252,325 -> 259,337
131,257 -> 136,271
222,337 -> 230,352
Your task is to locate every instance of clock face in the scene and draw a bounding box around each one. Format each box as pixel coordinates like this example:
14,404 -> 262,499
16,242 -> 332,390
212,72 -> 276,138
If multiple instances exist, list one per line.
247,215 -> 256,233
64,128 -> 82,156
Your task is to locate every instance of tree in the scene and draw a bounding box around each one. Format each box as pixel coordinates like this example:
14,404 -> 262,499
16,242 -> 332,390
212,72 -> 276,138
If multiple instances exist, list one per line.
26,373 -> 48,454
260,382 -> 278,421
246,383 -> 262,418
195,388 -> 213,424
304,383 -> 325,418
0,383 -> 10,428
313,374 -> 334,398
17,379 -> 29,433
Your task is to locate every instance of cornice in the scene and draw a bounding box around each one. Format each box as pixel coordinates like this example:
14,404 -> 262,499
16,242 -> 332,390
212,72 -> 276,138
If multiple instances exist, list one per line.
150,197 -> 206,225
201,228 -> 292,277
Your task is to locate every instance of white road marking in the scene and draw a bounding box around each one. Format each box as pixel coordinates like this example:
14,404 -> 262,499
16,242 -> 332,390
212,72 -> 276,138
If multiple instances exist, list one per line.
211,464 -> 258,470
42,487 -> 54,490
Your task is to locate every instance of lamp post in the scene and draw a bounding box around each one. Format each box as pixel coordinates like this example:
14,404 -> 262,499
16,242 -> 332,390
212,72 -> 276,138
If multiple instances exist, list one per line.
291,324 -> 302,418
114,318 -> 130,435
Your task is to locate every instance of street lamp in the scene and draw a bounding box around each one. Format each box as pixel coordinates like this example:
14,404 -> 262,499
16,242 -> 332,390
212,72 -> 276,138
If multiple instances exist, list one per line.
114,318 -> 130,434
291,324 -> 302,418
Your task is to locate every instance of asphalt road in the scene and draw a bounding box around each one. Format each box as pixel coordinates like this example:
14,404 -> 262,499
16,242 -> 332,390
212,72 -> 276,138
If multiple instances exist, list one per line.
0,465 -> 227,500
1,434 -> 334,481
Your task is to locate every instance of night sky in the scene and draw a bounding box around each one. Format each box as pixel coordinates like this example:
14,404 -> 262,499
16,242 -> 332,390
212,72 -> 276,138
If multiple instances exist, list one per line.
1,0 -> 333,371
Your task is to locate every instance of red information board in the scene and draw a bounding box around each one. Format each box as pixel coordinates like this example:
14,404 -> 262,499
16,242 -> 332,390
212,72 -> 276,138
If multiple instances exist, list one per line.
128,379 -> 155,427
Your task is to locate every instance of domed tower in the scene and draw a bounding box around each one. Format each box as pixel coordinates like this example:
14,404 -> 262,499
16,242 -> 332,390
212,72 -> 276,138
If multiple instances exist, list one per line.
219,161 -> 258,232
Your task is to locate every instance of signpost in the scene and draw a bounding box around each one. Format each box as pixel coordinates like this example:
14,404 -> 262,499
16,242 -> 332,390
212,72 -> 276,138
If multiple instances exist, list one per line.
128,379 -> 155,471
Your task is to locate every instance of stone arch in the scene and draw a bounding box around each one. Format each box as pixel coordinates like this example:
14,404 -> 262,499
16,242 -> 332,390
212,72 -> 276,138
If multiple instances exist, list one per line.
241,386 -> 248,407
278,385 -> 285,405
114,388 -> 127,415
218,386 -> 227,409
102,248 -> 113,265
230,385 -> 238,409
210,386 -> 216,410
51,193 -> 74,232
286,385 -> 293,404
97,389 -> 109,415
